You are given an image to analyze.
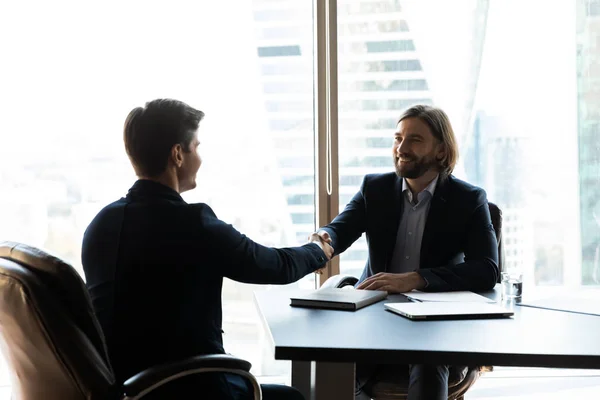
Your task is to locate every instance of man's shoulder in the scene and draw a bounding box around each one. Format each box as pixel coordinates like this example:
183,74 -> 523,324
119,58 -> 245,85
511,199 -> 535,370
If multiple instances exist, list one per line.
91,198 -> 127,221
83,198 -> 128,242
362,172 -> 398,188
186,202 -> 218,220
444,175 -> 487,203
159,201 -> 219,223
358,172 -> 399,199
89,198 -> 215,229
446,174 -> 483,192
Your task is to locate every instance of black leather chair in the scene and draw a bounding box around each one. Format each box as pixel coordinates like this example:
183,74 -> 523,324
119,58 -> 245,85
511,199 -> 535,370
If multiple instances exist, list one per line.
320,202 -> 503,400
0,241 -> 262,400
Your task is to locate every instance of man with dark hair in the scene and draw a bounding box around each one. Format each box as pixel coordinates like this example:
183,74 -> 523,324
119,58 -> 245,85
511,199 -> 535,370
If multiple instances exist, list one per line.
314,105 -> 499,400
83,98 -> 333,399
123,98 -> 206,179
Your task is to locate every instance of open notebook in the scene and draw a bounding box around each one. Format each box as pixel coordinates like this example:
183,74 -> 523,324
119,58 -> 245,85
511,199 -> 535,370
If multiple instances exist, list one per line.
290,288 -> 388,311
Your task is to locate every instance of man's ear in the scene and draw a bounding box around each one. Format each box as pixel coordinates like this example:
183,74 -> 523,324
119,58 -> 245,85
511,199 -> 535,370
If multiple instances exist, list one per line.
436,144 -> 446,161
171,144 -> 184,168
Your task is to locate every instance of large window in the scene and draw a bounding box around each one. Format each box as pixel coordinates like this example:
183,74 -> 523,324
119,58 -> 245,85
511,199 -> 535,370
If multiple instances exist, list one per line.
0,0 -> 315,385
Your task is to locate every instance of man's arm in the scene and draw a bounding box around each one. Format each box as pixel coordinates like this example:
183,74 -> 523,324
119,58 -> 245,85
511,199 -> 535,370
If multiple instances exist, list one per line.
199,205 -> 332,285
418,190 -> 499,292
318,177 -> 368,256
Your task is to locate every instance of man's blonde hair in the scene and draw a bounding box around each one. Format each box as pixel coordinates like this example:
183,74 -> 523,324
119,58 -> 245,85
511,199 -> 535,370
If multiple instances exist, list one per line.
398,105 -> 458,175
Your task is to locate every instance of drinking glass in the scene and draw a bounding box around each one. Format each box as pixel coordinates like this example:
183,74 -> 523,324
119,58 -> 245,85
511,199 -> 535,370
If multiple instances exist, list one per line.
501,271 -> 523,299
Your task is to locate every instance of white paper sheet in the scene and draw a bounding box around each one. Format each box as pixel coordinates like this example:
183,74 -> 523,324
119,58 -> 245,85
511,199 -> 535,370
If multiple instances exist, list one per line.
403,290 -> 495,303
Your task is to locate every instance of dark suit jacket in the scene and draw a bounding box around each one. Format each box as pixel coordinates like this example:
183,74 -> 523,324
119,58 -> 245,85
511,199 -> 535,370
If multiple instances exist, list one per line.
320,173 -> 499,292
82,180 -> 327,398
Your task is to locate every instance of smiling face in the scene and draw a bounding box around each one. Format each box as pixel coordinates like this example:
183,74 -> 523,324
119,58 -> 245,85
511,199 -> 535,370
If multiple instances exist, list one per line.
392,117 -> 444,179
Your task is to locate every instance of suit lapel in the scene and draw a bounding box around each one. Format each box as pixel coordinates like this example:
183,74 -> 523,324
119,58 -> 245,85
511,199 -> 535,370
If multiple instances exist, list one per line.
383,176 -> 404,272
419,174 -> 450,269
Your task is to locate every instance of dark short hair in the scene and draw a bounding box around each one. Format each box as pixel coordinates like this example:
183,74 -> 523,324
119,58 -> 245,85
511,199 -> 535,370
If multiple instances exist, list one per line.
123,99 -> 204,177
398,105 -> 458,175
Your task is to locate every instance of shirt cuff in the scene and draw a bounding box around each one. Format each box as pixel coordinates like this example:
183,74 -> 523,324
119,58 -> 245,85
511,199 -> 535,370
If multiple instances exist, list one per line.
306,242 -> 327,265
419,272 -> 430,289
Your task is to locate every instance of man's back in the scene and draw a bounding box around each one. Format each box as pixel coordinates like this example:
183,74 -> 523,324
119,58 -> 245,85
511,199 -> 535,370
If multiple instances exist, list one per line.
82,180 -> 327,397
83,180 -> 227,384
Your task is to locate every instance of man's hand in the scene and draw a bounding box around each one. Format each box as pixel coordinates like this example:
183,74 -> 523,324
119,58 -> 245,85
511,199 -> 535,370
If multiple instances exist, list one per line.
314,230 -> 332,245
308,232 -> 334,261
356,272 -> 426,293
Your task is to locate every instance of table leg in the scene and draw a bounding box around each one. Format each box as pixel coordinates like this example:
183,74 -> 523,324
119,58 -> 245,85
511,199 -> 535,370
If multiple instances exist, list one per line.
314,361 -> 355,400
292,361 -> 313,400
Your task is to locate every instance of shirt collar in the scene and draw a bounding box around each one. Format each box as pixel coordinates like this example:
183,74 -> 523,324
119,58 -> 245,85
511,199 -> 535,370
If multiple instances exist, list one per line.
402,174 -> 439,204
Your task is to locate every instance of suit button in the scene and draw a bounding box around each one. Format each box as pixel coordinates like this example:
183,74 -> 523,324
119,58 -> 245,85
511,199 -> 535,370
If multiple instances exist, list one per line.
318,257 -> 325,262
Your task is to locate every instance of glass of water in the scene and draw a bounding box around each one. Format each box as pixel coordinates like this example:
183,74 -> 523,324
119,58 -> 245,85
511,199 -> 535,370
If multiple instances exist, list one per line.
501,271 -> 523,299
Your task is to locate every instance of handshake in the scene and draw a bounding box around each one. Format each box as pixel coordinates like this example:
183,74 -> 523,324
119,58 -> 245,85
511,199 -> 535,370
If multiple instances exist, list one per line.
308,230 -> 334,262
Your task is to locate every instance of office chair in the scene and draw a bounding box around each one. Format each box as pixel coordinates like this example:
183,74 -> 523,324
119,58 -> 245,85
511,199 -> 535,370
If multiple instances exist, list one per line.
321,202 -> 503,400
0,241 -> 262,400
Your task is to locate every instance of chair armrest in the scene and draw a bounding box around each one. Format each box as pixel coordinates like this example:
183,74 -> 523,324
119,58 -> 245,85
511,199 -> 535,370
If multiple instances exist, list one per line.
122,354 -> 261,400
320,274 -> 359,289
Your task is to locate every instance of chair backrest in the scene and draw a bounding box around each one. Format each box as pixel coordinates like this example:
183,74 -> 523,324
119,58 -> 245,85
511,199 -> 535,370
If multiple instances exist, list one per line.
0,241 -> 117,400
487,202 -> 503,282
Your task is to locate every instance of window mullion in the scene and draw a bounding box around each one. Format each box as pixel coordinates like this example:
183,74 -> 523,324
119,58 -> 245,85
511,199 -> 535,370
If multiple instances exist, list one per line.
315,0 -> 339,287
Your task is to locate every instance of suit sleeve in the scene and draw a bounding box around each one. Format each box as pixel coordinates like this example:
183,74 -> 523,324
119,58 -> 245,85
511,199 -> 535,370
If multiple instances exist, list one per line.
199,205 -> 328,284
418,190 -> 499,292
319,177 -> 368,256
